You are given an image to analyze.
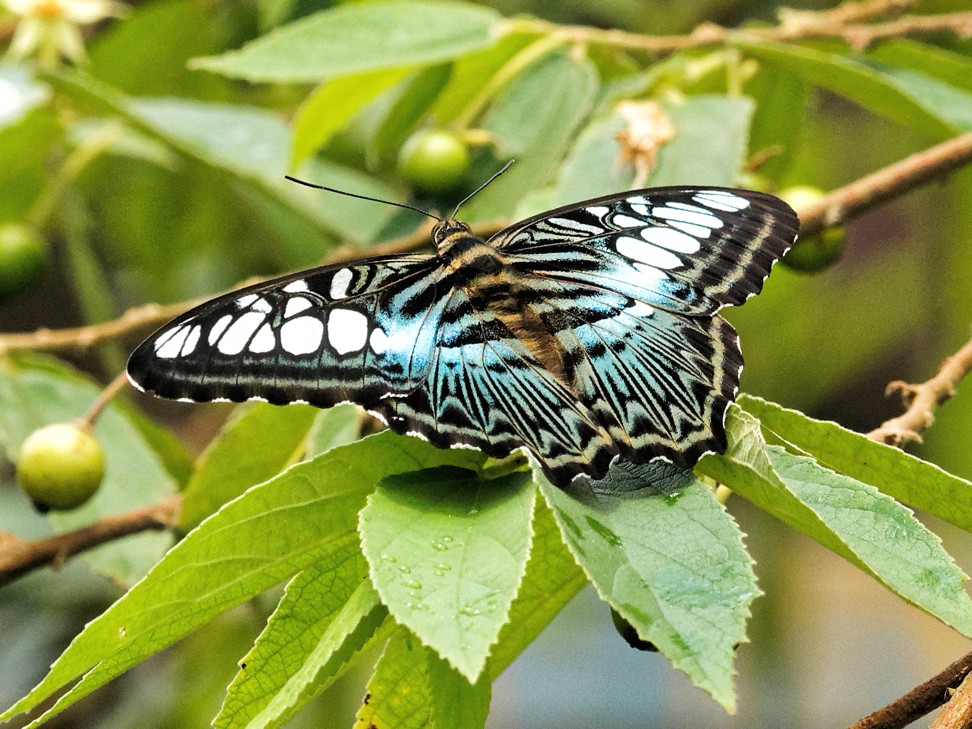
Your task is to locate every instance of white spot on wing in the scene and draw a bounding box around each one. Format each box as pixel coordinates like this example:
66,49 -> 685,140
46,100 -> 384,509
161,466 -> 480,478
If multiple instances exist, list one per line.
641,226 -> 700,253
613,214 -> 645,229
370,327 -> 389,354
284,280 -> 309,293
217,311 -> 266,355
328,308 -> 368,355
155,325 -> 190,359
667,220 -> 712,238
547,217 -> 601,234
587,205 -> 610,217
629,203 -> 649,216
208,314 -> 232,345
182,325 -> 201,356
616,236 -> 682,269
249,323 -> 276,353
281,316 -> 324,355
694,191 -> 749,212
285,296 -> 313,318
653,205 -> 723,229
330,268 -> 353,300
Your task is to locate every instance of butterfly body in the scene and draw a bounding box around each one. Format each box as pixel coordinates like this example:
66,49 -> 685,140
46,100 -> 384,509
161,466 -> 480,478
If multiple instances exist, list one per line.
128,187 -> 799,486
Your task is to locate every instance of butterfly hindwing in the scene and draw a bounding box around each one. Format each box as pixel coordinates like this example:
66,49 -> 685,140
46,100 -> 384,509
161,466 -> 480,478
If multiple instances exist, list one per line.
491,186 -> 797,315
370,286 -> 621,485
127,255 -> 446,407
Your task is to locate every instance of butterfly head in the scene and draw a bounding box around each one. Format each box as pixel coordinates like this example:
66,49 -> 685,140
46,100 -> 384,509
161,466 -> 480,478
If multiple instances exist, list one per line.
432,218 -> 473,250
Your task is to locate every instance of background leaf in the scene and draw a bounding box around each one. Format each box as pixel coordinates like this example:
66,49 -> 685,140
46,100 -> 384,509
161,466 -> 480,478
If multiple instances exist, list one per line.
191,1 -> 503,82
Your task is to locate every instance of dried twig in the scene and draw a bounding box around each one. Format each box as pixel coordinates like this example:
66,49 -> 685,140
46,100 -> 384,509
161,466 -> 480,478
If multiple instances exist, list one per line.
848,649 -> 972,729
0,494 -> 181,587
868,334 -> 972,447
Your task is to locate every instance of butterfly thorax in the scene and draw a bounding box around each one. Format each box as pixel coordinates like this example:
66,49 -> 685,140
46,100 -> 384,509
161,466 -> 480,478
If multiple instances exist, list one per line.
435,224 -> 574,390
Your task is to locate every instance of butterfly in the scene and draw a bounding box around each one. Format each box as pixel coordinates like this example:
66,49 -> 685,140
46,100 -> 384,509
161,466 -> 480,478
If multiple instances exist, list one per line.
127,186 -> 798,487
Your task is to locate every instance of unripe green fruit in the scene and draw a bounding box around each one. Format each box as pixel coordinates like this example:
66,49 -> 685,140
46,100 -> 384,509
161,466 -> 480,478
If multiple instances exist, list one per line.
0,222 -> 47,301
779,185 -> 845,273
397,129 -> 471,194
16,423 -> 105,511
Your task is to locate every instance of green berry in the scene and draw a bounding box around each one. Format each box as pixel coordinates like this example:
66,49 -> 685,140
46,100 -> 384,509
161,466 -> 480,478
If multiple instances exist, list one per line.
16,423 -> 105,511
397,129 -> 471,194
778,185 -> 845,273
0,223 -> 47,301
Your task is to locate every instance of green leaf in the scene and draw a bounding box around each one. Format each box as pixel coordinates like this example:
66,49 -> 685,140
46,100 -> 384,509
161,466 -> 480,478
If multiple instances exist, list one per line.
306,403 -> 362,457
538,461 -> 758,712
461,51 -> 598,224
42,68 -> 398,246
529,95 -> 752,216
736,39 -> 958,139
426,651 -> 490,729
487,497 -> 586,677
737,394 -> 972,534
359,468 -> 534,681
0,432 -> 486,728
215,549 -> 389,729
860,60 -> 972,132
179,402 -> 318,531
868,39 -> 972,96
368,63 -> 453,164
697,407 -> 972,637
192,1 -> 503,83
354,631 -> 432,729
290,67 -> 411,168
0,353 -> 176,584
768,448 -> 972,635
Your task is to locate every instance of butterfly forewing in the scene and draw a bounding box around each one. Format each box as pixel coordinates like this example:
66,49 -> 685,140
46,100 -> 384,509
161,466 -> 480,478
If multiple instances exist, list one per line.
491,187 -> 797,315
127,255 -> 445,407
128,185 -> 798,487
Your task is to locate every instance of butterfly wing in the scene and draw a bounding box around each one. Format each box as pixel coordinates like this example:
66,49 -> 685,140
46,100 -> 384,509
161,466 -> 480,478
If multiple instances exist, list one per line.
533,280 -> 742,469
370,286 -> 621,485
490,186 -> 798,315
127,254 -> 446,407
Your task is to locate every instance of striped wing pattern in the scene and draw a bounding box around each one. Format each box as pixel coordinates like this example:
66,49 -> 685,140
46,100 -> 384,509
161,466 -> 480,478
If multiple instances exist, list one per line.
128,186 -> 798,487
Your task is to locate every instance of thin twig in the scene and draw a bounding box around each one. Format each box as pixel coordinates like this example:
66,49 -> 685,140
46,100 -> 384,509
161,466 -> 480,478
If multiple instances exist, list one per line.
511,9 -> 972,56
868,333 -> 972,446
0,494 -> 182,587
80,370 -> 130,428
849,648 -> 972,729
799,132 -> 972,238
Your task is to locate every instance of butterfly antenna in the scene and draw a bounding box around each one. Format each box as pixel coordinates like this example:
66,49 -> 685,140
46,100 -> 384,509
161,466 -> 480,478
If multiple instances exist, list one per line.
284,175 -> 443,222
449,160 -> 514,220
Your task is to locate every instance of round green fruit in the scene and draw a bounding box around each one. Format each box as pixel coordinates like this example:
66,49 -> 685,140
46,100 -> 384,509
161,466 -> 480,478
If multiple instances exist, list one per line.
16,423 -> 105,511
397,129 -> 471,194
0,222 -> 47,301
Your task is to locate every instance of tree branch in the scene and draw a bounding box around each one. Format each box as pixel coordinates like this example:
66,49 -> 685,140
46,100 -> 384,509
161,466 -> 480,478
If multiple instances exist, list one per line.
798,132 -> 972,238
849,648 -> 972,729
930,670 -> 972,729
868,333 -> 972,446
512,6 -> 971,55
0,494 -> 181,587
